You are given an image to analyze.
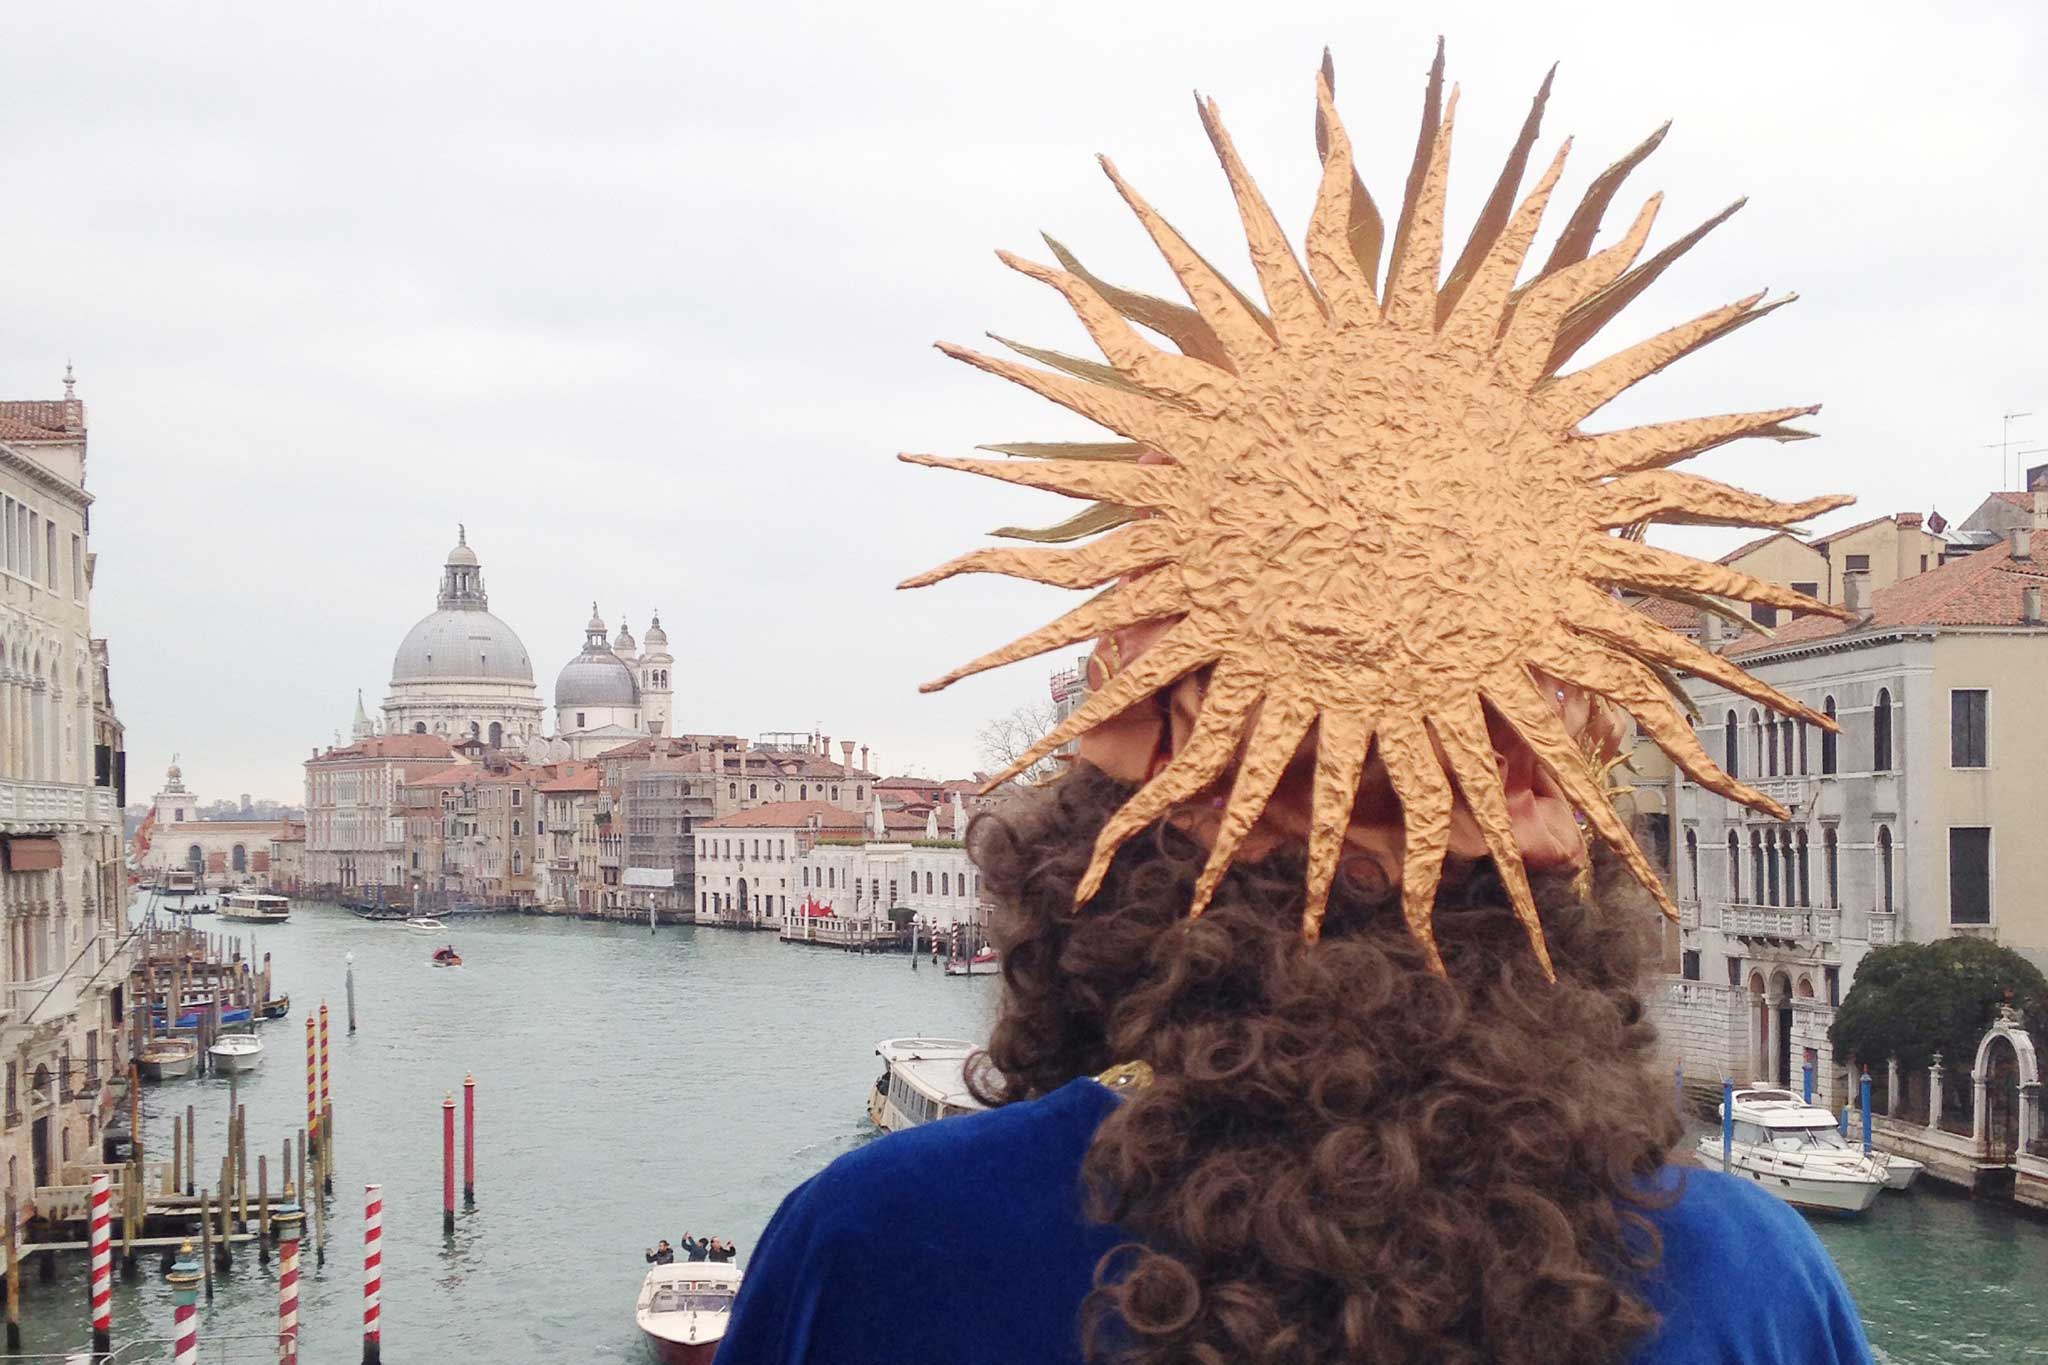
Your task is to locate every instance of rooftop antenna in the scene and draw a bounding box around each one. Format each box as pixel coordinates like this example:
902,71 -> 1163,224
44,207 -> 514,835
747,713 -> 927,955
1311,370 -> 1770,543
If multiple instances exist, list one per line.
1984,412 -> 2033,489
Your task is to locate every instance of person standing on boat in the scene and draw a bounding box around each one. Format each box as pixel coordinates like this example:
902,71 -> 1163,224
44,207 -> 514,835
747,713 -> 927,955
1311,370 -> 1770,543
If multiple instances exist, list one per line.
644,1240 -> 673,1266
718,47 -> 1872,1365
680,1234 -> 709,1263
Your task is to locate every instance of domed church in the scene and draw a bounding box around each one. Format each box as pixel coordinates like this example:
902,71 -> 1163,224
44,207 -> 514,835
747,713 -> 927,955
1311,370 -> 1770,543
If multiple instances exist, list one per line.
380,528 -> 546,747
553,604 -> 673,757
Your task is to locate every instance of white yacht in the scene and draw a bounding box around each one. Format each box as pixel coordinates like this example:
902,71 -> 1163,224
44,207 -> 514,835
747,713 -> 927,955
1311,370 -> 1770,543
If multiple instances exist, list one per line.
634,1261 -> 740,1364
406,917 -> 447,934
219,893 -> 290,923
867,1037 -> 985,1133
207,1030 -> 264,1074
1694,1088 -> 1887,1214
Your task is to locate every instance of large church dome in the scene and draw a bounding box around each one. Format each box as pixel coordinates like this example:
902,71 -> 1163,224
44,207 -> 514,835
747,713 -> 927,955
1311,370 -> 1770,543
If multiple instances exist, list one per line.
388,528 -> 534,684
555,604 -> 639,706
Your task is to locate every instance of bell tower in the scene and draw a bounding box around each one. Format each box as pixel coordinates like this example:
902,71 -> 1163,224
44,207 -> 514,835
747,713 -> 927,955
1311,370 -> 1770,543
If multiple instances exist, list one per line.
641,610 -> 673,737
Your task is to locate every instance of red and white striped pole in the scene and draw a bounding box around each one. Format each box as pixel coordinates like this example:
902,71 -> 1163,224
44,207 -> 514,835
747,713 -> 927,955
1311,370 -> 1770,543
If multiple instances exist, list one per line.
276,1185 -> 306,1364
305,1015 -> 319,1143
168,1240 -> 202,1365
463,1073 -> 476,1207
362,1183 -> 383,1365
442,1092 -> 456,1236
87,1171 -> 111,1357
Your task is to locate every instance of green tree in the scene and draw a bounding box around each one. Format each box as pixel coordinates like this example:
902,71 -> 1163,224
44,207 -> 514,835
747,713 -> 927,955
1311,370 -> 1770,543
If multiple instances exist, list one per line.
1829,938 -> 2048,1071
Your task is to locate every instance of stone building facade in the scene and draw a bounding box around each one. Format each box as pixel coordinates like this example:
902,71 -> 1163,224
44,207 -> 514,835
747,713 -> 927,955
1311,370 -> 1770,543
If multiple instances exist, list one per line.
0,376 -> 130,1193
694,802 -> 866,928
303,734 -> 455,898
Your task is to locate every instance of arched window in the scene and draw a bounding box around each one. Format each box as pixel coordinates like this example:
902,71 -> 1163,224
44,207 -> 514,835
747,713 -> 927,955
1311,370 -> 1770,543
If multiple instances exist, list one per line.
1797,721 -> 1809,775
468,721 -> 481,740
1763,830 -> 1780,905
1751,831 -> 1765,905
1821,697 -> 1838,773
231,845 -> 247,874
1779,719 -> 1793,775
1824,827 -> 1839,907
1760,710 -> 1776,776
1795,829 -> 1810,907
1724,711 -> 1738,776
1685,830 -> 1699,900
488,721 -> 503,749
1750,710 -> 1766,776
1877,826 -> 1894,911
413,722 -> 427,735
748,784 -> 757,799
1727,831 -> 1741,901
799,785 -> 807,800
1873,689 -> 1893,771
728,783 -> 737,800
941,872 -> 950,896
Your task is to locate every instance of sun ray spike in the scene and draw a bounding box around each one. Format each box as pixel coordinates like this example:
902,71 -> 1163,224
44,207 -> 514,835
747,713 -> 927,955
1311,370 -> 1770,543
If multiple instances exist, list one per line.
1586,472 -> 1853,531
1580,536 -> 1854,625
897,520 -> 1181,592
1383,38 -> 1447,312
1188,692 -> 1318,916
898,452 -> 1176,508
1429,702 -> 1555,980
1195,94 -> 1327,343
981,441 -> 1148,462
981,623 -> 1220,788
1486,675 -> 1680,923
1377,716 -> 1452,975
990,501 -> 1135,543
1567,586 -> 1836,728
1582,406 -> 1819,476
1097,157 -> 1280,364
1438,64 -> 1555,324
1523,640 -> 1787,817
916,571 -> 1185,694
1384,85 -> 1459,331
1440,138 -> 1570,350
997,253 -> 1231,403
1040,235 -> 1235,370
1300,713 -> 1374,942
1541,292 -> 1770,422
987,333 -> 1148,397
935,341 -> 1185,448
1313,53 -> 1385,306
1546,198 -> 1747,375
1496,195 -> 1661,387
1539,122 -> 1670,277
1075,668 -> 1265,905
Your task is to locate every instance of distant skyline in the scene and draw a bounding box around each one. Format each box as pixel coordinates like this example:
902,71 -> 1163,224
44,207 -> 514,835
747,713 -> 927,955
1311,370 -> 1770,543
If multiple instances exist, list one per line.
3,2 -> 2041,799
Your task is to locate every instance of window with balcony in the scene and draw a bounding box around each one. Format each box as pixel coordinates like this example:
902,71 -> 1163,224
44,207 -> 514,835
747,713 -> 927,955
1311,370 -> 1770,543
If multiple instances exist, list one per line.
1797,722 -> 1808,775
1949,827 -> 1991,924
1877,825 -> 1894,912
1795,829 -> 1810,907
1685,830 -> 1699,900
1765,831 -> 1781,906
1726,831 -> 1740,901
1681,950 -> 1701,981
1821,697 -> 1838,773
1950,689 -> 1987,768
1780,719 -> 1794,775
1751,710 -> 1767,776
1723,711 -> 1738,776
1873,688 -> 1893,771
1751,831 -> 1765,904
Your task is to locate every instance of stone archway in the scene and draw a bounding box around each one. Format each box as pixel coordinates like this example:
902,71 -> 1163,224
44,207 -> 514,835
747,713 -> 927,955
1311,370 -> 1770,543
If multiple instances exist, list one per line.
1971,1006 -> 2042,1164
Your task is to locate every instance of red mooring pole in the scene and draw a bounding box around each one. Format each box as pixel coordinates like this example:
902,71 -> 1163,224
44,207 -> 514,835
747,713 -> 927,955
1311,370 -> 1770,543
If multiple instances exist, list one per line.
442,1092 -> 456,1236
87,1171 -> 111,1357
462,1073 -> 476,1207
362,1184 -> 383,1364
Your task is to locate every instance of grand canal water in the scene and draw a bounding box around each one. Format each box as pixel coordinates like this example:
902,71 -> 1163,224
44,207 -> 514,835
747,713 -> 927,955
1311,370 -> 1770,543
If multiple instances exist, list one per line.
11,901 -> 2043,1361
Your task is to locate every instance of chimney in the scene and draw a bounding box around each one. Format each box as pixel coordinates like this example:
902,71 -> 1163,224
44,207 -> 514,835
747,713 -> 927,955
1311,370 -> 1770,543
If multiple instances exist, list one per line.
1843,571 -> 1869,613
841,740 -> 856,774
2025,586 -> 2044,626
2010,527 -> 2031,561
860,744 -> 869,774
1700,610 -> 1722,645
822,734 -> 831,761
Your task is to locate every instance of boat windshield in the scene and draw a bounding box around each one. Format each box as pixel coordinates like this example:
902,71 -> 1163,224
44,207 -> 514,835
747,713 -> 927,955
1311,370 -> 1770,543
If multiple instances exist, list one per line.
1765,1125 -> 1850,1152
649,1289 -> 733,1314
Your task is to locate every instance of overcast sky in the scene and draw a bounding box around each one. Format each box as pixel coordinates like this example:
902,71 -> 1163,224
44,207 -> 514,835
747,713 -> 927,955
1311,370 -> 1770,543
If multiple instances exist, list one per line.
3,1 -> 2042,803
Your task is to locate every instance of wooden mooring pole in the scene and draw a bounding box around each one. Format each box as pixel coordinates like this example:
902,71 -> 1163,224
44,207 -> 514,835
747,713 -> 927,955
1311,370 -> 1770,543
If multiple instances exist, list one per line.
442,1091 -> 456,1236
199,1190 -> 215,1303
5,1187 -> 20,1351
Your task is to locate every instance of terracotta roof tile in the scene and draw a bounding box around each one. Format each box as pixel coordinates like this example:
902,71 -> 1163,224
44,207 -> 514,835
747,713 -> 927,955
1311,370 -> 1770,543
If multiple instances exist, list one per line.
313,734 -> 455,762
403,763 -> 478,788
701,800 -> 866,830
538,767 -> 601,794
1716,531 -> 1799,565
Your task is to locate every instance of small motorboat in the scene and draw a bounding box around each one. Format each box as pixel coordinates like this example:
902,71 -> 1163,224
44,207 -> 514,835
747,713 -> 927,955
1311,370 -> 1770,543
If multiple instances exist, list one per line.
258,995 -> 292,1021
139,1038 -> 199,1081
406,917 -> 447,933
1882,1154 -> 1925,1191
944,946 -> 999,976
208,1030 -> 264,1074
868,1037 -> 985,1132
219,893 -> 290,923
1695,1087 -> 1887,1215
635,1261 -> 741,1364
432,945 -> 462,968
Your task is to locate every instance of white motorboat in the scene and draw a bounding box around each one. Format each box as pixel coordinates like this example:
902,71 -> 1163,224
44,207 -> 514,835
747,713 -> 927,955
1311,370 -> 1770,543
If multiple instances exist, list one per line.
139,1037 -> 199,1081
207,1031 -> 264,1074
634,1261 -> 740,1364
1694,1087 -> 1887,1215
867,1037 -> 985,1133
406,917 -> 446,933
219,893 -> 290,923
1881,1154 -> 1925,1191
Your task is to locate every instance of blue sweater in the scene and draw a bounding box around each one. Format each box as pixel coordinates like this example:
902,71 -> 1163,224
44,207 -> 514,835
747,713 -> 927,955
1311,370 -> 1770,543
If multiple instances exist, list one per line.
719,1078 -> 1872,1364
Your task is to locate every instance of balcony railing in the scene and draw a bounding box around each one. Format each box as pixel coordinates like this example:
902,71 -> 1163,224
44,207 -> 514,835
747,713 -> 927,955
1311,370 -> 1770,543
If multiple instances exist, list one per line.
7,971 -> 82,1026
1678,900 -> 1700,930
1721,903 -> 1839,944
1866,911 -> 1898,946
0,779 -> 116,828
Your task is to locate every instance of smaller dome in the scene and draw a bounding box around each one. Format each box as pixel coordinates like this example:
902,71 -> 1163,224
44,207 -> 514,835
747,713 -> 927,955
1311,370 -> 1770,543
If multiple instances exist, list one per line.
447,524 -> 479,568
615,616 -> 637,655
644,610 -> 668,650
586,601 -> 605,635
556,653 -> 639,708
167,763 -> 182,782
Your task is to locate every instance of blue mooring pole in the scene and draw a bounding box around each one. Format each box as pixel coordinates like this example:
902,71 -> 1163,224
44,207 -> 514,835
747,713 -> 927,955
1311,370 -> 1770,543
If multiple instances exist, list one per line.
1840,1103 -> 1850,1137
1721,1078 -> 1734,1170
1802,1062 -> 1814,1104
1675,1062 -> 1684,1116
1860,1069 -> 1874,1154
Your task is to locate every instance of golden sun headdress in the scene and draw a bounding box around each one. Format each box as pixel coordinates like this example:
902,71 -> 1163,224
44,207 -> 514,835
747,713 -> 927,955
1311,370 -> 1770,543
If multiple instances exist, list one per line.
901,48 -> 1853,978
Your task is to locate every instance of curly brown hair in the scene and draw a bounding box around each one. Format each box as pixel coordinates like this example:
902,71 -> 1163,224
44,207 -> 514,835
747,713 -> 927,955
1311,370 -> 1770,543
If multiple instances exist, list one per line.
966,762 -> 1683,1365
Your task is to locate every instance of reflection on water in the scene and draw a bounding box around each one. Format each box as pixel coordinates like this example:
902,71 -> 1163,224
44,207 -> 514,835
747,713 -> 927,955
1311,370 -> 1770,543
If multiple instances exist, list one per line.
13,903 -> 2039,1360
